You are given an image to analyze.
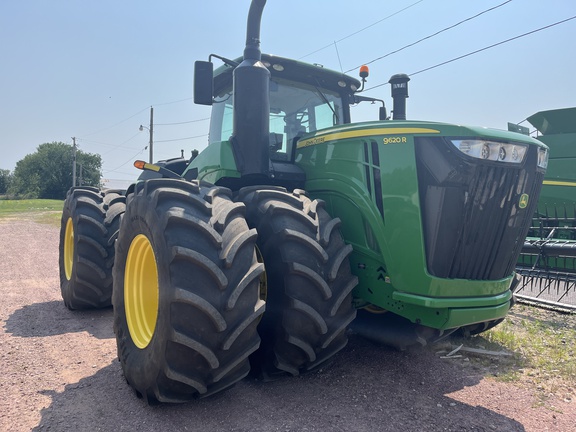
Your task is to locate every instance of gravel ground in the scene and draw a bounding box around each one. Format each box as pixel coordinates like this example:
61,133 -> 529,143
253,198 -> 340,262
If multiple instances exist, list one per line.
1,215 -> 574,432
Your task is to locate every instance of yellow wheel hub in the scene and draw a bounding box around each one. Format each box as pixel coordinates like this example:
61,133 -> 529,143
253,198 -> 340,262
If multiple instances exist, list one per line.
125,234 -> 159,349
63,217 -> 74,280
255,246 -> 267,302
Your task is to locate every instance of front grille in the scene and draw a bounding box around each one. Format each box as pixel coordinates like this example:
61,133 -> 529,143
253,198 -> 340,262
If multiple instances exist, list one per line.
416,137 -> 544,280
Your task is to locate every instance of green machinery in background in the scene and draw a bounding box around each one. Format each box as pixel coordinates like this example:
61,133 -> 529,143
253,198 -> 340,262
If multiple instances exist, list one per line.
513,107 -> 576,308
58,0 -> 549,403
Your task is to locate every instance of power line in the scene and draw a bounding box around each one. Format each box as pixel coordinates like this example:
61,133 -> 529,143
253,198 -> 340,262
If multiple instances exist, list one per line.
298,0 -> 426,60
79,97 -> 195,139
98,132 -> 142,157
87,7 -> 572,160
76,103 -> 208,165
77,132 -> 141,150
364,15 -> 576,91
104,147 -> 147,174
155,118 -> 210,126
80,107 -> 149,137
152,97 -> 193,107
409,15 -> 576,77
345,0 -> 512,73
155,134 -> 208,143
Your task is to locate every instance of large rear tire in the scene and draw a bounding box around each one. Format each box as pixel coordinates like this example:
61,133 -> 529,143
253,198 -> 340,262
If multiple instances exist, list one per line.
113,178 -> 264,403
58,187 -> 125,310
238,187 -> 357,379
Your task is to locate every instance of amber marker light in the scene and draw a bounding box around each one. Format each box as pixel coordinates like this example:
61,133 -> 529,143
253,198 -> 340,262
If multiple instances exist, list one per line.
133,159 -> 179,178
134,160 -> 161,172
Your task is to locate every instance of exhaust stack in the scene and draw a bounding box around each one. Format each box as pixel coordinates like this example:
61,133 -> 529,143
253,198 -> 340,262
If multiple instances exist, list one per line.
231,0 -> 270,177
389,74 -> 410,120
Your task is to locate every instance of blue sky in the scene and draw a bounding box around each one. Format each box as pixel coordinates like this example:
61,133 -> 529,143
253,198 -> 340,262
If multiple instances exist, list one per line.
1,0 -> 574,187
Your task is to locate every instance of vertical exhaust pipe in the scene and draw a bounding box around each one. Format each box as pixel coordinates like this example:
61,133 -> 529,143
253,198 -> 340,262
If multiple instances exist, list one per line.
389,74 -> 410,120
232,0 -> 270,177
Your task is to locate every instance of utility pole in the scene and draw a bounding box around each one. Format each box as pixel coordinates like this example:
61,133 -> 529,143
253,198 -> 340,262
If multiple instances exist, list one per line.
140,107 -> 154,163
72,137 -> 77,187
148,107 -> 154,163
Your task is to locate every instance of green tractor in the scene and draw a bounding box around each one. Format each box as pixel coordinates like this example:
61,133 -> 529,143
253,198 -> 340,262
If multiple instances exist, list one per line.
58,0 -> 549,404
514,107 -> 576,306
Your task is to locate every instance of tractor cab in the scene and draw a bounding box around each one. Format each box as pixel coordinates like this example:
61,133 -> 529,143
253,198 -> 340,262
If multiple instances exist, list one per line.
191,53 -> 387,189
196,54 -> 365,162
209,55 -> 359,163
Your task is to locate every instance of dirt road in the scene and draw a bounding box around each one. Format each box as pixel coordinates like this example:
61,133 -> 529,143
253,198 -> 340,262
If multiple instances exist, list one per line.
1,217 -> 574,431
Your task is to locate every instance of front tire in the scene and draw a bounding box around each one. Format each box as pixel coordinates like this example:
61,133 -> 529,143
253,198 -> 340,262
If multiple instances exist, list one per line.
239,187 -> 358,379
113,179 -> 264,403
58,187 -> 125,310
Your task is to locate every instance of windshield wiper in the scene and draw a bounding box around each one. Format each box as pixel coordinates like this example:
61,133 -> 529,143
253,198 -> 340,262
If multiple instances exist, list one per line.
313,79 -> 339,124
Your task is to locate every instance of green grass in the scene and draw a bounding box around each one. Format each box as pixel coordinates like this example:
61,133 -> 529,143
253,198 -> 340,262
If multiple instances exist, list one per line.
0,199 -> 63,226
441,304 -> 575,409
459,304 -> 576,405
484,305 -> 576,382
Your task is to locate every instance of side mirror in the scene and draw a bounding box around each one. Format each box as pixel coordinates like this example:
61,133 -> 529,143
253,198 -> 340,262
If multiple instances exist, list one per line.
379,106 -> 387,121
194,61 -> 214,106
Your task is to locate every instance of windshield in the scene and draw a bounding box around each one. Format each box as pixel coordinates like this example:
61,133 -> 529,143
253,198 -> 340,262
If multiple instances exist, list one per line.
210,78 -> 344,161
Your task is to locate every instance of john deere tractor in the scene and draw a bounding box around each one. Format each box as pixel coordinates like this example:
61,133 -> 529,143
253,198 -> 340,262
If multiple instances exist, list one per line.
58,0 -> 549,404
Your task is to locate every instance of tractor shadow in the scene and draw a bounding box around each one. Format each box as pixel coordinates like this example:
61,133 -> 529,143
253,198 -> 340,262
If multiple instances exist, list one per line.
32,333 -> 525,432
4,300 -> 114,340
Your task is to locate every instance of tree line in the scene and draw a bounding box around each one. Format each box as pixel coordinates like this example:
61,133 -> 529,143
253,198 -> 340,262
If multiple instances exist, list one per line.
0,142 -> 102,199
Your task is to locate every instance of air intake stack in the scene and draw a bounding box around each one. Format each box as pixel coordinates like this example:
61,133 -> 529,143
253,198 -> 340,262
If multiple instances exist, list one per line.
389,74 -> 410,120
231,0 -> 271,177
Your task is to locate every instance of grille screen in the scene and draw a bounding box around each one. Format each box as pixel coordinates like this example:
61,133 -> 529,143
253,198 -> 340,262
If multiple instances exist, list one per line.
416,137 -> 545,280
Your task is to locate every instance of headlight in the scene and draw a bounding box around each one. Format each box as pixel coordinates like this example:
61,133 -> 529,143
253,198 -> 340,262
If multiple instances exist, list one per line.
537,147 -> 549,169
451,139 -> 527,164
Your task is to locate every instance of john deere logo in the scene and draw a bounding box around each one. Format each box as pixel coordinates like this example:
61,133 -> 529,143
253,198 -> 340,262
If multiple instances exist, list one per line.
519,194 -> 529,209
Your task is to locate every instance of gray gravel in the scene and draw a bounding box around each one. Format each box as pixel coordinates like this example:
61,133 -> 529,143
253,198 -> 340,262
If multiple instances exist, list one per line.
1,217 -> 573,432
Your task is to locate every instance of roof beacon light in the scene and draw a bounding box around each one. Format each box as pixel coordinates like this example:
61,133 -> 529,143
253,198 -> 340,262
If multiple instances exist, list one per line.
357,65 -> 369,92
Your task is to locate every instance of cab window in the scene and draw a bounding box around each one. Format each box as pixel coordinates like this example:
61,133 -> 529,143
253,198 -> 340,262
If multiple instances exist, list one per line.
209,78 -> 344,162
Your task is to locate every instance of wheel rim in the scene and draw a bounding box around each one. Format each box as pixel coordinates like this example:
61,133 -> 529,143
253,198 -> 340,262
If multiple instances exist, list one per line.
255,246 -> 267,302
63,217 -> 74,280
125,234 -> 159,349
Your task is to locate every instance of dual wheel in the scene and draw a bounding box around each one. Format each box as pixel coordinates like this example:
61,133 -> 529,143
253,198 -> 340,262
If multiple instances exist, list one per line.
59,187 -> 125,309
58,179 -> 357,403
238,186 -> 358,380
